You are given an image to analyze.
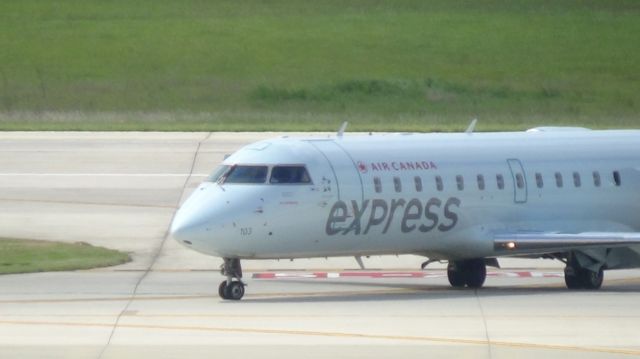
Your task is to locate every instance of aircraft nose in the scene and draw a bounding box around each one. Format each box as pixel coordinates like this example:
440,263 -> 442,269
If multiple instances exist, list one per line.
170,211 -> 201,244
169,209 -> 201,244
170,184 -> 218,244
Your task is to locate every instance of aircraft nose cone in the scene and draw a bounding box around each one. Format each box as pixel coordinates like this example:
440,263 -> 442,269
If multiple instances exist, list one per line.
170,184 -> 216,244
170,213 -> 200,244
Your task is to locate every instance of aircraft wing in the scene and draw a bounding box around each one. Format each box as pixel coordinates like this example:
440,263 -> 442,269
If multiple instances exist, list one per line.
494,232 -> 640,256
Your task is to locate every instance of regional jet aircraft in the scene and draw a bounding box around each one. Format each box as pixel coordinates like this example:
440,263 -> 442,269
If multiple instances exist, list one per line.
170,126 -> 640,300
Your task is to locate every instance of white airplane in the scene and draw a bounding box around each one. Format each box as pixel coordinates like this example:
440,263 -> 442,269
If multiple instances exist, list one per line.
170,126 -> 640,300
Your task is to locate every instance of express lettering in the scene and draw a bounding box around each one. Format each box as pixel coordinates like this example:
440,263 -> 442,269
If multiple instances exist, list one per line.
325,197 -> 461,236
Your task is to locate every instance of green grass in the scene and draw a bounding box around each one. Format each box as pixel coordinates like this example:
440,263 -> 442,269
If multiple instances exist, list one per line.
0,0 -> 639,131
0,238 -> 130,274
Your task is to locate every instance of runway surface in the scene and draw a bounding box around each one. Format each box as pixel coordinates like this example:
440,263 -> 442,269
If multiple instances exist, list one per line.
1,132 -> 639,359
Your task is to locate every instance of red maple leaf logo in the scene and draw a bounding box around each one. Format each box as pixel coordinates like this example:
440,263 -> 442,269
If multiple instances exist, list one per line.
357,161 -> 367,173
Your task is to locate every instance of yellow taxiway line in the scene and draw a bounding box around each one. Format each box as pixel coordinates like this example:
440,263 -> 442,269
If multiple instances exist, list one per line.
0,319 -> 638,356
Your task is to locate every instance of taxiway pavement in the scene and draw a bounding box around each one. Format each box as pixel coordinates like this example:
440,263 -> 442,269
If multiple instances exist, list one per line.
0,132 -> 639,358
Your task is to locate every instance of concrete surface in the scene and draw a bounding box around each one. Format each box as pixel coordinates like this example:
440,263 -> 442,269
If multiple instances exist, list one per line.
0,132 -> 639,359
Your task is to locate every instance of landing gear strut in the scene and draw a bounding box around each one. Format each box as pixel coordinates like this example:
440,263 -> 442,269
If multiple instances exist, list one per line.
219,258 -> 245,300
447,259 -> 486,289
564,254 -> 604,290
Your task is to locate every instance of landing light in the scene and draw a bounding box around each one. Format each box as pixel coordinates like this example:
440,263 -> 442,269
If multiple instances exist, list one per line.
506,242 -> 516,249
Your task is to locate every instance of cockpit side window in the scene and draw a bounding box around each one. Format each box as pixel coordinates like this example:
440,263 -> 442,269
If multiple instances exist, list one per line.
223,165 -> 268,184
208,165 -> 230,183
270,165 -> 312,184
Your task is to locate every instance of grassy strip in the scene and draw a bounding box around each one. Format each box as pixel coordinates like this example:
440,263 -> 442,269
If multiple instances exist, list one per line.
0,0 -> 638,131
0,238 -> 130,275
0,111 -> 637,132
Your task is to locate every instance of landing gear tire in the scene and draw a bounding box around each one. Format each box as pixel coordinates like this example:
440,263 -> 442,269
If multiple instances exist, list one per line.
218,281 -> 228,298
565,266 -> 604,290
447,262 -> 465,287
464,259 -> 486,288
222,281 -> 245,300
219,258 -> 246,300
447,259 -> 487,289
564,268 -> 583,289
580,267 -> 604,290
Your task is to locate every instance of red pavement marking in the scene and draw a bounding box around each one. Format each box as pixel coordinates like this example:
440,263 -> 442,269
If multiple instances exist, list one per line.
252,271 -> 563,280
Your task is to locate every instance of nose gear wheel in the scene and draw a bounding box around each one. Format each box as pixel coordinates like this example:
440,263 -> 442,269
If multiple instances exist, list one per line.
219,258 -> 246,300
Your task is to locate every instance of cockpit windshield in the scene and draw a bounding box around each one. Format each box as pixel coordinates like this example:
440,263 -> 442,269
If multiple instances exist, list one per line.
208,165 -> 230,183
223,165 -> 268,184
209,164 -> 311,185
270,165 -> 311,184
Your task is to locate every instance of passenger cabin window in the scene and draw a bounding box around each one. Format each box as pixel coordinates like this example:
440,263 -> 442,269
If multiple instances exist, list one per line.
477,174 -> 485,190
515,173 -> 524,189
613,171 -> 621,186
496,174 -> 504,190
270,166 -> 311,184
573,172 -> 581,187
394,177 -> 402,192
435,176 -> 443,191
414,176 -> 423,192
374,177 -> 382,193
456,175 -> 464,191
555,172 -> 563,188
535,173 -> 543,188
593,171 -> 601,187
224,165 -> 268,184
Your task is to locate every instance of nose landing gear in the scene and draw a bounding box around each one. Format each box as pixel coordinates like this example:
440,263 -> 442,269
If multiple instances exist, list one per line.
219,258 -> 245,300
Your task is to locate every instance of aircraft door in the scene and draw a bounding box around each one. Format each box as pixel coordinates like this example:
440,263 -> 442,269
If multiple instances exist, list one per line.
507,159 -> 527,203
307,140 -> 364,203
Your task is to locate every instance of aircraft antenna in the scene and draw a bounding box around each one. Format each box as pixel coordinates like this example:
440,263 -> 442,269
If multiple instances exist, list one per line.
465,118 -> 478,134
337,121 -> 349,138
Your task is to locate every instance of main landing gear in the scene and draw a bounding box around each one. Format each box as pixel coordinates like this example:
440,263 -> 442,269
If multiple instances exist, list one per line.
564,253 -> 604,290
447,259 -> 487,289
219,258 -> 245,300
